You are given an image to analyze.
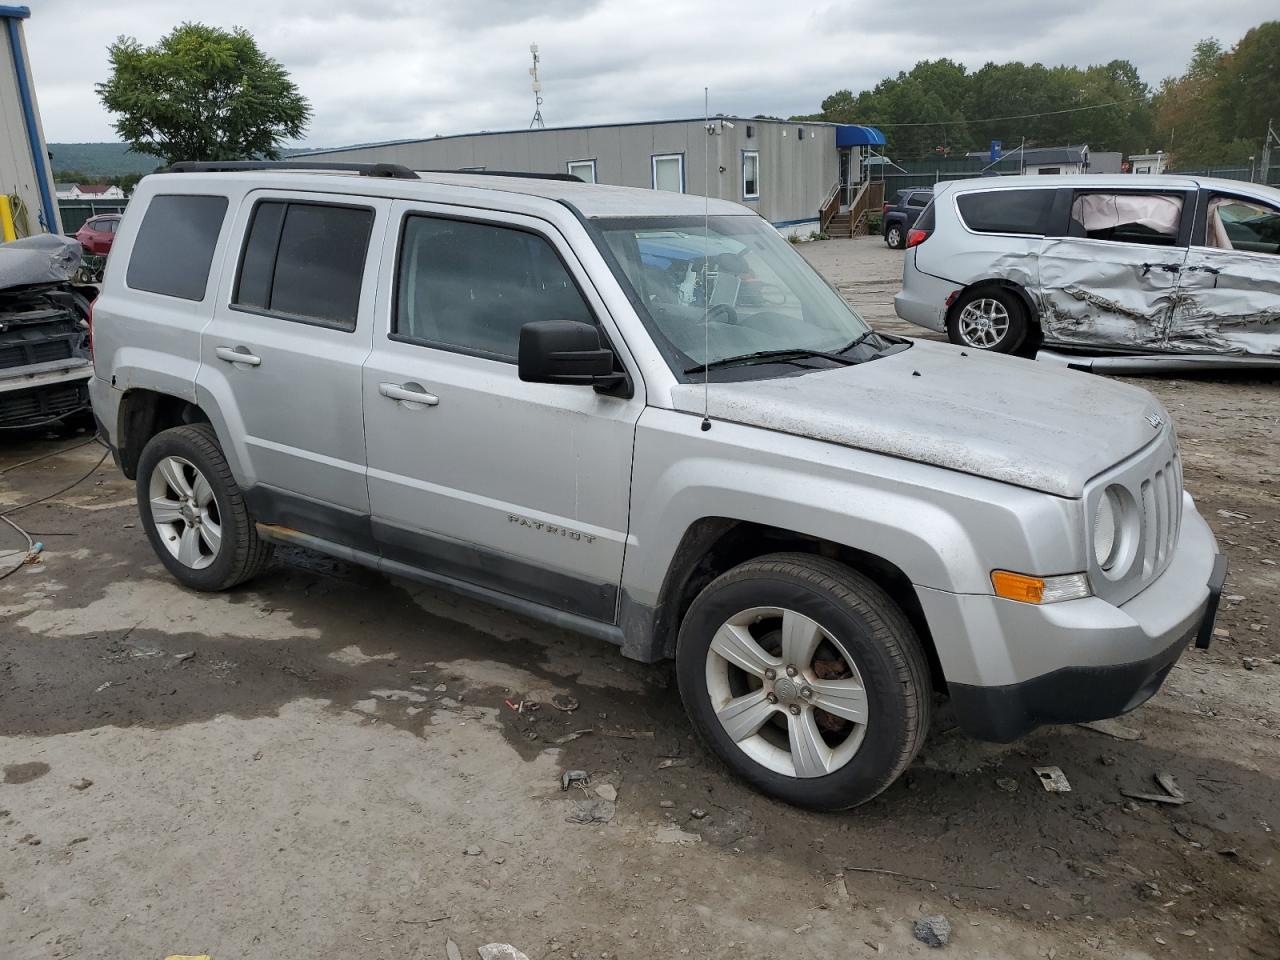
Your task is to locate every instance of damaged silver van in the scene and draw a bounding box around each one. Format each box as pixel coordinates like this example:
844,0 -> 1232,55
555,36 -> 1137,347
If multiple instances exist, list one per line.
895,174 -> 1280,364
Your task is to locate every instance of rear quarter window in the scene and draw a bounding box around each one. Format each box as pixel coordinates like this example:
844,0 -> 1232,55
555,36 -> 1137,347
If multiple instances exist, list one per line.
956,189 -> 1055,236
125,194 -> 229,301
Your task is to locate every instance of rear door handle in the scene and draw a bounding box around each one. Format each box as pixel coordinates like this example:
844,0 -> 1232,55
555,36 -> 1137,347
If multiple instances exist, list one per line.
379,381 -> 439,406
215,345 -> 262,366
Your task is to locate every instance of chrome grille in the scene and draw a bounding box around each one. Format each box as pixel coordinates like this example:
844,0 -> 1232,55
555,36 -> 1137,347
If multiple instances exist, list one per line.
1139,452 -> 1182,579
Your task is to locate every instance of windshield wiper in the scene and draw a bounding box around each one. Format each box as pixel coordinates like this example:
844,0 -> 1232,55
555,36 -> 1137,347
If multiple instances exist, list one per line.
835,329 -> 881,355
684,348 -> 857,375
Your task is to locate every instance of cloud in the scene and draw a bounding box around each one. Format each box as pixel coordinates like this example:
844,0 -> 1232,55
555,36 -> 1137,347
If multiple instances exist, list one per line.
22,0 -> 1277,147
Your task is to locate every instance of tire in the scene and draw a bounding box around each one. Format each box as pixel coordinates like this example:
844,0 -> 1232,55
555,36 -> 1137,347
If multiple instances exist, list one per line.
885,223 -> 905,249
946,287 -> 1030,354
135,424 -> 273,591
675,553 -> 931,811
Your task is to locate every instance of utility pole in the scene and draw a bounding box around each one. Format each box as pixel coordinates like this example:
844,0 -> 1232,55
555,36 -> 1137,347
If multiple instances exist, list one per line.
528,43 -> 545,130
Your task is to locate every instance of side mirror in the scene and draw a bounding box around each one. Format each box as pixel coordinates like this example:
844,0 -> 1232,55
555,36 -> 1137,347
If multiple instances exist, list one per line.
518,320 -> 626,391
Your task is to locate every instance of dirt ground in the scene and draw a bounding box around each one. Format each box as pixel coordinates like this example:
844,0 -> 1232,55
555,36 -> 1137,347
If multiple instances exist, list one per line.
2,238 -> 1278,960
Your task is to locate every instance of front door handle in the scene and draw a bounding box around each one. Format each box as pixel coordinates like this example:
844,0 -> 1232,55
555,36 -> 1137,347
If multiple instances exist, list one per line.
379,381 -> 439,406
215,345 -> 262,366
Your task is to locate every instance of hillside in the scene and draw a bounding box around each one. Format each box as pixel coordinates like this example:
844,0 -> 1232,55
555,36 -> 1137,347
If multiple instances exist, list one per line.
48,142 -> 332,176
47,142 -> 164,176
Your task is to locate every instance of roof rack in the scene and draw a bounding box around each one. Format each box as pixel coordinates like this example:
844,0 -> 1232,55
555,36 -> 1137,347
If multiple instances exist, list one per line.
164,160 -> 420,179
419,169 -> 584,183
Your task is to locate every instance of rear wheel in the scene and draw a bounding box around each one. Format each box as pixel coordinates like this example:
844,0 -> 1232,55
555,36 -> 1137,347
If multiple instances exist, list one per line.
947,287 -> 1029,354
676,553 -> 931,810
885,223 -> 905,249
136,424 -> 272,591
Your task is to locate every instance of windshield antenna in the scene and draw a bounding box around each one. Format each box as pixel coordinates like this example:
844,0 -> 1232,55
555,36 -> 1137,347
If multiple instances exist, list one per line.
701,88 -> 712,433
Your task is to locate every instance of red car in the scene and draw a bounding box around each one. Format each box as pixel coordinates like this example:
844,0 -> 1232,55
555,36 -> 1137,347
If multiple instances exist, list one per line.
74,214 -> 121,256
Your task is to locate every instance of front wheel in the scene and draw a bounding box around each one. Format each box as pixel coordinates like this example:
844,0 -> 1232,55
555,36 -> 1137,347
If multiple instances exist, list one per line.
885,223 -> 905,249
676,553 -> 931,810
136,424 -> 273,591
946,288 -> 1030,354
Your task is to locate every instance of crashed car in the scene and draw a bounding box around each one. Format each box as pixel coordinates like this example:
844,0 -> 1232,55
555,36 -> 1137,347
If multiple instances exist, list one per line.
0,234 -> 94,429
894,175 -> 1280,366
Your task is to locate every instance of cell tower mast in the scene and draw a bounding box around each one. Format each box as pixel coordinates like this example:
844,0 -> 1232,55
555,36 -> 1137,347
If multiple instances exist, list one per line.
528,43 -> 545,129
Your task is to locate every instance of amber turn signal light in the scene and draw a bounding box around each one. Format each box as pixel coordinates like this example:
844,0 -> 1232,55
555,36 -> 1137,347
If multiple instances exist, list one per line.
991,570 -> 1091,605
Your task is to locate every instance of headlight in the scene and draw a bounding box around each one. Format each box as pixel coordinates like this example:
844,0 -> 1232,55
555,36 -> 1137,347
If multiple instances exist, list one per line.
1094,488 -> 1119,568
1092,484 -> 1137,579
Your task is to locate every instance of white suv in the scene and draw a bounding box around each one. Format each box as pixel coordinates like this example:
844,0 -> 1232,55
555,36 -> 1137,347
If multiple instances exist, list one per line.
895,174 -> 1280,362
90,162 -> 1224,810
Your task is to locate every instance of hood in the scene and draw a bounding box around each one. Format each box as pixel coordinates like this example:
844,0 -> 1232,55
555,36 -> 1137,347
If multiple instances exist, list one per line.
671,340 -> 1168,498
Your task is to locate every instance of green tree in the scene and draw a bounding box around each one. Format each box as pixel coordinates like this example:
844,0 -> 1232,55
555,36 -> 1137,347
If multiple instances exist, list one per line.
96,22 -> 311,165
1153,38 -> 1227,166
1216,22 -> 1280,149
806,56 -> 1151,160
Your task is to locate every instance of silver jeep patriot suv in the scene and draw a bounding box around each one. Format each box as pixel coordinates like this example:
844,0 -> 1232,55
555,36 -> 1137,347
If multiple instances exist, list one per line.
90,162 -> 1226,810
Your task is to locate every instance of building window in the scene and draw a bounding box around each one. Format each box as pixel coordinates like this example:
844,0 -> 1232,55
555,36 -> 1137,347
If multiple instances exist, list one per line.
567,159 -> 597,183
1037,167 -> 1061,175
652,154 -> 684,193
742,151 -> 759,200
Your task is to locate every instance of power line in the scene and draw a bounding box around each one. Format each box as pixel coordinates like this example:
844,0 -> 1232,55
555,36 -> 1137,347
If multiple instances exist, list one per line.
874,97 -> 1146,128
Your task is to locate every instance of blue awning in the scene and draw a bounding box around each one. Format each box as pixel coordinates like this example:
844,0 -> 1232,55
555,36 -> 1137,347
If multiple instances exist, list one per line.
836,125 -> 887,148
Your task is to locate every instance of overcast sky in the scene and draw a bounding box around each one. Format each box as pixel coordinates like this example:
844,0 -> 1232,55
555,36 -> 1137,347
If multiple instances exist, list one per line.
25,0 -> 1276,148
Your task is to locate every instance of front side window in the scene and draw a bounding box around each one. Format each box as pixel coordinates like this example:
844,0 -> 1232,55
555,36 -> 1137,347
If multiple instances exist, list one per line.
742,151 -> 759,200
652,154 -> 684,193
957,189 -> 1055,236
126,194 -> 228,301
234,200 -> 374,330
567,159 -> 597,183
394,215 -> 595,362
1206,195 -> 1280,255
907,193 -> 929,208
596,215 -> 876,377
1069,192 -> 1183,247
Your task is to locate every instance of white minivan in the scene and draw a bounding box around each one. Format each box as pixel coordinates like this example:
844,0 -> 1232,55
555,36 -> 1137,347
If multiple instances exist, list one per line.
895,174 -> 1280,363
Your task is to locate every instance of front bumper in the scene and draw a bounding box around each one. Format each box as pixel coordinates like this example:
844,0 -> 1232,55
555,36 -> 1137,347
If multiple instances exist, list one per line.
0,363 -> 93,428
919,498 -> 1224,741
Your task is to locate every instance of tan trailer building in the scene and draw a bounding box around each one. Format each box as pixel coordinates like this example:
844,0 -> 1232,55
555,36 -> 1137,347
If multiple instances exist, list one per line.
301,117 -> 887,239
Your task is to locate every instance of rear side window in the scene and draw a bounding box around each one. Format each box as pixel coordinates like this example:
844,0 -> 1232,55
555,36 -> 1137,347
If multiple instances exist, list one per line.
907,193 -> 930,207
234,200 -> 374,330
915,202 -> 936,233
393,215 -> 595,362
126,194 -> 228,300
957,189 -> 1055,236
1070,192 -> 1183,247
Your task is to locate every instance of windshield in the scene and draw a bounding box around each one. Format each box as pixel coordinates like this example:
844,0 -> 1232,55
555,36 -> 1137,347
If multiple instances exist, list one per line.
594,215 -> 874,377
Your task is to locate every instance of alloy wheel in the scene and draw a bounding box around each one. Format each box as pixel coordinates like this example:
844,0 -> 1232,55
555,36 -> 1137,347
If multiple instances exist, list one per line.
956,297 -> 1010,348
704,606 -> 868,778
148,456 -> 221,570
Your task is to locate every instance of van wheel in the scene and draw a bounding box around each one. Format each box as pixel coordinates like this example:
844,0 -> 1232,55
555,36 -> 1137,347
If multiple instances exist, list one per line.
676,553 -> 931,811
947,288 -> 1029,354
136,424 -> 273,591
885,224 -> 905,249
